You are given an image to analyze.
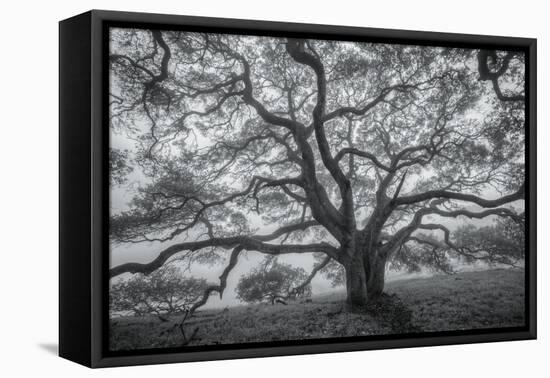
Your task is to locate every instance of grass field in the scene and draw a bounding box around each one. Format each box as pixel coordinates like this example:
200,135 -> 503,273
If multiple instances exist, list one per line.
109,268 -> 525,351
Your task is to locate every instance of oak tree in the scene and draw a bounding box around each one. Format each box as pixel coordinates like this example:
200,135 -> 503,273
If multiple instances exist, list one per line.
236,258 -> 312,305
110,264 -> 208,321
108,29 -> 525,309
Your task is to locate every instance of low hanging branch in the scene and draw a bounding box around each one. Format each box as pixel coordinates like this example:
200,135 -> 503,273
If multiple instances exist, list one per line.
109,220 -> 333,278
177,249 -> 333,345
288,255 -> 332,299
381,193 -> 524,259
176,246 -> 243,345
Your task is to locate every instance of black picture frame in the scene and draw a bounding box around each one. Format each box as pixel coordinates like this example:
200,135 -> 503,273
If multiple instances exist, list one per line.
59,9 -> 537,368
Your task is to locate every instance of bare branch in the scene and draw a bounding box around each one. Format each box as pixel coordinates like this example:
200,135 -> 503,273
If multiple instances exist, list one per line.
289,255 -> 331,298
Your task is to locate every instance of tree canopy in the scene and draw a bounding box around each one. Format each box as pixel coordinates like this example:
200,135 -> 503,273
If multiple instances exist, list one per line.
108,27 -> 525,308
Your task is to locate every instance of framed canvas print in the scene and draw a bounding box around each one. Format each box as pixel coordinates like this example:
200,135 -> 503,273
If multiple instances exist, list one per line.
59,10 -> 536,368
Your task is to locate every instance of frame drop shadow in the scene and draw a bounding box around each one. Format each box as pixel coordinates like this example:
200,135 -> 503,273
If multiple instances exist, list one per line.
38,343 -> 58,356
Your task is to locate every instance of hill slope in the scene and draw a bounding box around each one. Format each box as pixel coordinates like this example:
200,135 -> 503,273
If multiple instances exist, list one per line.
110,268 -> 525,351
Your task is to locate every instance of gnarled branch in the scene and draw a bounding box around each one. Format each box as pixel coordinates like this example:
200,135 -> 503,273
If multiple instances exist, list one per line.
477,50 -> 524,102
110,220 -> 334,278
395,184 -> 524,207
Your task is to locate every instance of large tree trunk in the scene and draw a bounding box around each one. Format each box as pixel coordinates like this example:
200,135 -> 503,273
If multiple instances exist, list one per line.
366,255 -> 387,300
345,244 -> 388,308
345,254 -> 368,309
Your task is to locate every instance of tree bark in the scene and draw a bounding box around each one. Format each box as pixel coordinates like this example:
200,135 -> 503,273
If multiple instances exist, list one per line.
366,255 -> 387,300
345,242 -> 388,308
345,254 -> 368,309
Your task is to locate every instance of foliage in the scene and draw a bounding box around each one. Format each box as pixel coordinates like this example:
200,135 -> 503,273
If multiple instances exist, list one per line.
107,28 -> 526,306
236,259 -> 312,304
110,264 -> 208,320
109,148 -> 133,186
315,253 -> 346,288
452,216 -> 525,266
389,215 -> 525,274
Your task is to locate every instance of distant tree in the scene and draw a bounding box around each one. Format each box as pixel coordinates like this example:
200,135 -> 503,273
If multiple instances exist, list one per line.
110,265 -> 207,321
236,259 -> 311,305
450,216 -> 525,267
389,215 -> 525,274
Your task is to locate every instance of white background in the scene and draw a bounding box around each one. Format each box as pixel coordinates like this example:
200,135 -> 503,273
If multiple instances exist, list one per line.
0,0 -> 547,376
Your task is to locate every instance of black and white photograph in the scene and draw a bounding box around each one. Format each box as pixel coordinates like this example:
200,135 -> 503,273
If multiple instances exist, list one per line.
2,0 -> 549,374
107,26 -> 527,352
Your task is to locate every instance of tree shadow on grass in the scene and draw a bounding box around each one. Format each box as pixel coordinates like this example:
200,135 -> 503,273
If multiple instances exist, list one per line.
365,293 -> 422,333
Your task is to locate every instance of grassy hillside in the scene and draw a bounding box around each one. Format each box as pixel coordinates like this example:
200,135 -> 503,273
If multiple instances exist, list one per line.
109,268 -> 525,351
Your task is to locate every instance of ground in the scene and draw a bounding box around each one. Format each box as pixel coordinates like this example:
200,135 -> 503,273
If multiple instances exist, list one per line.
109,268 -> 525,351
